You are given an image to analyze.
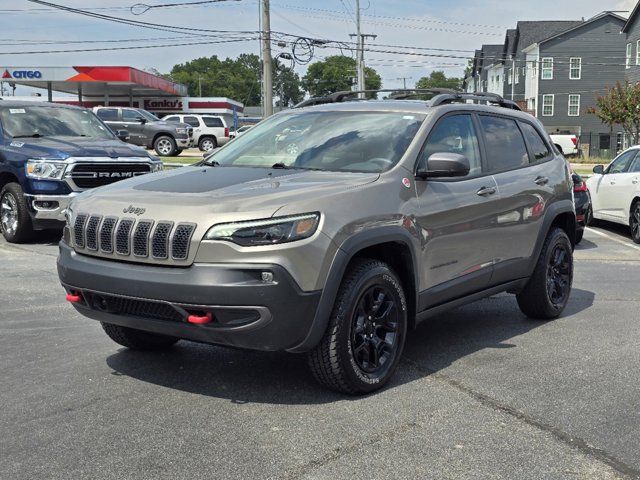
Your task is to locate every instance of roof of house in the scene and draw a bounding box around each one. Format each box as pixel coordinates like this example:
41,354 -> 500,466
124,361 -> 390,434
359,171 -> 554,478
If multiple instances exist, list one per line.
502,29 -> 518,61
537,12 -> 626,44
514,20 -> 583,53
623,1 -> 640,32
480,44 -> 504,68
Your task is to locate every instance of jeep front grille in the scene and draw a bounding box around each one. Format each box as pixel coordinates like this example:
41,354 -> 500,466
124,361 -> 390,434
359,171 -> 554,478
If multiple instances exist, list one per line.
69,163 -> 152,189
73,215 -> 195,263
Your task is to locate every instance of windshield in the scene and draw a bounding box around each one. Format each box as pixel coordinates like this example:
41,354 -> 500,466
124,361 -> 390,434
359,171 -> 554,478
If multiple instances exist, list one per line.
138,109 -> 160,122
204,110 -> 425,173
0,106 -> 115,139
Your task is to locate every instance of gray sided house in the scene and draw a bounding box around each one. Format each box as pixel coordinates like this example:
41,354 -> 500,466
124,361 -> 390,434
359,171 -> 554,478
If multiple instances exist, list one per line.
523,13 -> 626,155
503,21 -> 582,107
623,2 -> 640,84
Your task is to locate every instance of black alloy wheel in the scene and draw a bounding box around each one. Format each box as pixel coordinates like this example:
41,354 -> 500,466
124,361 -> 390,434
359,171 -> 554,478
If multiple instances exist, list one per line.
546,244 -> 572,309
631,202 -> 640,244
350,285 -> 400,376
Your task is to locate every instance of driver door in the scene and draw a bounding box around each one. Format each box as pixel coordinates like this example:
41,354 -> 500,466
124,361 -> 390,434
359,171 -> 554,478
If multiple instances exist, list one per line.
121,109 -> 146,146
591,149 -> 637,220
414,113 -> 502,309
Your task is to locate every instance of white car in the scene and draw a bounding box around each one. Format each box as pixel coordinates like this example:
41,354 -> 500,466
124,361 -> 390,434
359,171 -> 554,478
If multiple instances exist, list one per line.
230,125 -> 252,138
549,134 -> 579,156
163,114 -> 230,151
586,146 -> 640,243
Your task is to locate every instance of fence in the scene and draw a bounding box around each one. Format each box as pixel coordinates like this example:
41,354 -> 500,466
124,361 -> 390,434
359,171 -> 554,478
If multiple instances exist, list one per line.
577,132 -> 630,160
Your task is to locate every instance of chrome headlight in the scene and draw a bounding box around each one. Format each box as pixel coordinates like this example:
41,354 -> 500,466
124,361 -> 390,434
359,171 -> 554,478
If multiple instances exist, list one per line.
26,159 -> 67,179
175,127 -> 187,135
150,161 -> 163,172
205,213 -> 320,247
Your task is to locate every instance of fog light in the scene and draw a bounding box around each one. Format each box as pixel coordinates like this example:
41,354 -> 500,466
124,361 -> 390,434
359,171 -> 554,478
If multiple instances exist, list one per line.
261,271 -> 274,283
34,200 -> 59,210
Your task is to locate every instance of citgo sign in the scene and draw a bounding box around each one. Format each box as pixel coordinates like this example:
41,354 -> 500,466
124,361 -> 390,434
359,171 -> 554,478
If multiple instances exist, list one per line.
2,69 -> 43,79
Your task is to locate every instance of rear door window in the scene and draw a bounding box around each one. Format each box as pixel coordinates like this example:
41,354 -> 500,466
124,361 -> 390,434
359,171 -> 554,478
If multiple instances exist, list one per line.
203,117 -> 224,128
96,108 -> 118,121
183,116 -> 201,127
479,115 -> 530,172
418,114 -> 482,177
519,122 -> 552,162
164,116 -> 180,123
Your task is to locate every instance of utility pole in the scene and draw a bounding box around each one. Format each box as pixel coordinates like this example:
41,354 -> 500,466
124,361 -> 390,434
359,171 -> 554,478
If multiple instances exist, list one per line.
198,75 -> 202,97
396,77 -> 412,89
349,0 -> 376,98
260,0 -> 273,117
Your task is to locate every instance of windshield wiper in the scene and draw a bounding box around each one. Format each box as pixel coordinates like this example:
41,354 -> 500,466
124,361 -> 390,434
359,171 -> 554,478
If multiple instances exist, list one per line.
12,133 -> 44,138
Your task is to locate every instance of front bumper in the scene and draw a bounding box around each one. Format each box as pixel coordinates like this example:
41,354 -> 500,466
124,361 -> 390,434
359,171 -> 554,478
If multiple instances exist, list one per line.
25,193 -> 80,229
57,241 -> 321,351
176,137 -> 192,148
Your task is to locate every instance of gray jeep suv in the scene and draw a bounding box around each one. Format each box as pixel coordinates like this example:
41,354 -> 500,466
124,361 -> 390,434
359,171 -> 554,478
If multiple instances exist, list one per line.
58,91 -> 575,394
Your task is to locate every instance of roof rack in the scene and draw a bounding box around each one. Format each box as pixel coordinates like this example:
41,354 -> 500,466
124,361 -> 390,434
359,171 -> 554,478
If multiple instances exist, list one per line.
293,88 -> 521,111
430,91 -> 521,111
293,88 -> 459,109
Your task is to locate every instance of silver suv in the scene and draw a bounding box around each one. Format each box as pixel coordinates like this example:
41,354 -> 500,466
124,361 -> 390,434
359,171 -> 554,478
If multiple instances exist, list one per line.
58,91 -> 576,394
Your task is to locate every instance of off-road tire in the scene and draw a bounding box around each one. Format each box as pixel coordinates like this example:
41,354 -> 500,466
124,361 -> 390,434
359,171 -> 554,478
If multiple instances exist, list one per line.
153,135 -> 178,156
198,136 -> 217,152
101,322 -> 179,350
308,259 -> 408,395
0,182 -> 34,243
575,228 -> 584,245
517,228 -> 573,320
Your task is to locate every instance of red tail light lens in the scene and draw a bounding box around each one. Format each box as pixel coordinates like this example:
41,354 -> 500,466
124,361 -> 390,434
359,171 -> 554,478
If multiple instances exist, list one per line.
573,181 -> 588,192
224,127 -> 229,137
571,137 -> 578,146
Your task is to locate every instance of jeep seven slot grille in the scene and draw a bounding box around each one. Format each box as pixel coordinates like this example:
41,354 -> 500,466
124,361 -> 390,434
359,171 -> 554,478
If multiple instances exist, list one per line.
73,215 -> 194,262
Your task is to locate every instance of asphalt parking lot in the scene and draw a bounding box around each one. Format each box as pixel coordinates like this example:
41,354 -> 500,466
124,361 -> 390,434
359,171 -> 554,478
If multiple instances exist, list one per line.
1,224 -> 640,480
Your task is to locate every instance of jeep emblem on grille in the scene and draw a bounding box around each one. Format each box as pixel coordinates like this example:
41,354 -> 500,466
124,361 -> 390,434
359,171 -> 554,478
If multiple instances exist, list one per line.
123,205 -> 146,216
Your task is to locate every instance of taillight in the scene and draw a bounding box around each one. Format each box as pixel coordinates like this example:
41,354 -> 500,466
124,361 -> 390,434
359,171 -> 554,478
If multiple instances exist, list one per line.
224,127 -> 229,137
571,137 -> 578,146
573,181 -> 588,192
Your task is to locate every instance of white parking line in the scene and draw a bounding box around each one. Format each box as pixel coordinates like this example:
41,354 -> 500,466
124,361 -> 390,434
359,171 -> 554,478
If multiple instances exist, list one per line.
586,227 -> 640,252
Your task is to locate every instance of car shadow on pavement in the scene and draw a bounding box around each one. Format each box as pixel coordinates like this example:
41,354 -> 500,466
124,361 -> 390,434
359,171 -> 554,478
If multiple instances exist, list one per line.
30,230 -> 62,246
575,238 -> 597,250
105,289 -> 595,404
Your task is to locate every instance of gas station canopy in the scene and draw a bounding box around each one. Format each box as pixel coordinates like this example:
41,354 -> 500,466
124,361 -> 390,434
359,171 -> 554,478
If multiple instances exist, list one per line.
1,66 -> 188,101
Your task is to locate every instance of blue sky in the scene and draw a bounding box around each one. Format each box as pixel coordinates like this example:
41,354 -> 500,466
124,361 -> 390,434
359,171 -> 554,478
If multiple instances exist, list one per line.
0,0 -> 636,97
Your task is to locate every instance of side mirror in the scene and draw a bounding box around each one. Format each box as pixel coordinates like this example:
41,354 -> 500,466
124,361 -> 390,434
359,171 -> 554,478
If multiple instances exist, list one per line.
571,173 -> 582,185
592,164 -> 604,175
417,152 -> 470,179
138,117 -> 147,124
115,129 -> 130,142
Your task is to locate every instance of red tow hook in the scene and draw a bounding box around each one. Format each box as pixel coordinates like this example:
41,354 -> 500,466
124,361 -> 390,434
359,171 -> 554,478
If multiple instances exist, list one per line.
66,292 -> 82,303
187,312 -> 213,325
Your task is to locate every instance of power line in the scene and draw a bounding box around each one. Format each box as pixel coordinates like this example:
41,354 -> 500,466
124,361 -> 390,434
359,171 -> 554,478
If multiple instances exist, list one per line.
130,0 -> 240,15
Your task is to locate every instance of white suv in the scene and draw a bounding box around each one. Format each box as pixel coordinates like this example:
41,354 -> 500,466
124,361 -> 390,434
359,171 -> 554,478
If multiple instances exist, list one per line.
163,114 -> 230,152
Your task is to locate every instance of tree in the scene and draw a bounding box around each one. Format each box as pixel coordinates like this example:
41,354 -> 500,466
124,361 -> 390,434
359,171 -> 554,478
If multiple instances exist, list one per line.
302,56 -> 381,98
589,81 -> 640,144
415,71 -> 462,91
168,54 -> 304,107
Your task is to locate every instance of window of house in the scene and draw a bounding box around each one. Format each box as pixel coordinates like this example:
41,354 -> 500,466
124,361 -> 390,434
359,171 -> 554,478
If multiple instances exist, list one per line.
508,70 -> 512,85
541,58 -> 553,79
531,60 -> 537,78
520,122 -> 552,162
479,115 -> 530,171
637,40 -> 640,65
542,94 -> 554,116
568,94 -> 580,117
569,58 -> 581,79
515,67 -> 519,84
627,43 -> 632,69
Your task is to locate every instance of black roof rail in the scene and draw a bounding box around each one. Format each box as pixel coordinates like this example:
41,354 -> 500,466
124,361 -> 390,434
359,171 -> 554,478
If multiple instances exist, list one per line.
293,88 -> 459,108
430,91 -> 521,111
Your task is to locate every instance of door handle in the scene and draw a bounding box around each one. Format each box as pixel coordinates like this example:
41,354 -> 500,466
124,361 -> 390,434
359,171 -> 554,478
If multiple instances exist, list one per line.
477,186 -> 497,196
534,176 -> 549,186
633,179 -> 639,185
610,181 -> 616,185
